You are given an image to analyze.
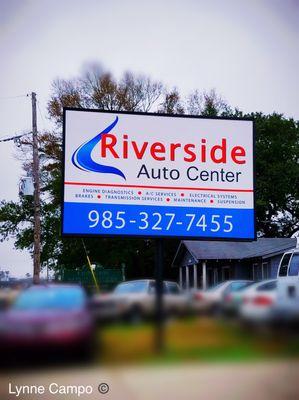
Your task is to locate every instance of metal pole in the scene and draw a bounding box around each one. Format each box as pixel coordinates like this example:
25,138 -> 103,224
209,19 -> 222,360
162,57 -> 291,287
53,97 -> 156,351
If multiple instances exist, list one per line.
32,92 -> 41,285
202,261 -> 207,290
155,238 -> 164,352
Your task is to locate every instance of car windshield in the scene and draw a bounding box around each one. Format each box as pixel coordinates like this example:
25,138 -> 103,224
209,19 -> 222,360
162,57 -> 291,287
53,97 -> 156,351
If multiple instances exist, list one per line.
114,281 -> 148,294
206,282 -> 227,292
256,280 -> 277,291
12,287 -> 85,311
231,282 -> 254,292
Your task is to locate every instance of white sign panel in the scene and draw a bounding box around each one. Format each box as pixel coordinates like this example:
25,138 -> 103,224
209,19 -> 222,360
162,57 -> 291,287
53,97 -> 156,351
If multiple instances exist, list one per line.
62,109 -> 255,240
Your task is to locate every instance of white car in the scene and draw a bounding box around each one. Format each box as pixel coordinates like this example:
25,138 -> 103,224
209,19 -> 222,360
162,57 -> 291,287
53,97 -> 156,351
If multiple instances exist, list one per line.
271,277 -> 299,323
239,279 -> 277,323
273,249 -> 299,323
192,280 -> 253,314
91,279 -> 189,321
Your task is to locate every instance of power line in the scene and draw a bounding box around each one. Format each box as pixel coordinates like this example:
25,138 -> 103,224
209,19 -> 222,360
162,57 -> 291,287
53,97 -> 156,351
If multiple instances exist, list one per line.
0,132 -> 31,143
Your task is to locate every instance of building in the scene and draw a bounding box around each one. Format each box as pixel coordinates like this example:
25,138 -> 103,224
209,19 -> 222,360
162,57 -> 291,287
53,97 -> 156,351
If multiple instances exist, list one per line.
172,238 -> 298,290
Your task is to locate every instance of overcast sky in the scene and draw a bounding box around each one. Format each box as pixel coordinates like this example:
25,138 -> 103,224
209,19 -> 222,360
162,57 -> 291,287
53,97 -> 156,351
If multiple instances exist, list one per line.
0,0 -> 298,277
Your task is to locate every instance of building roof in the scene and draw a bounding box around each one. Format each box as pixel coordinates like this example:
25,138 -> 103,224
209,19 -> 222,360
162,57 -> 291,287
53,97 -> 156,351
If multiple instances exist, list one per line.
173,238 -> 297,266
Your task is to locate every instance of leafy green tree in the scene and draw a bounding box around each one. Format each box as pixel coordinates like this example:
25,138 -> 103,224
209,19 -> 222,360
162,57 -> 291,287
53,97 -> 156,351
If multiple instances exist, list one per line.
251,112 -> 299,237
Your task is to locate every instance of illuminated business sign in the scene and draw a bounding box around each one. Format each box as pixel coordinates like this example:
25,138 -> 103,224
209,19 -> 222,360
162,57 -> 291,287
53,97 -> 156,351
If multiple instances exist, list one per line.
62,108 -> 255,240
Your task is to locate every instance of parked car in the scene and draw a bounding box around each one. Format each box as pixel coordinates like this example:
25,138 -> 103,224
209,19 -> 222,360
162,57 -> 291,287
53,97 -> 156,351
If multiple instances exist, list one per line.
239,279 -> 277,323
91,279 -> 189,322
0,285 -> 93,352
271,277 -> 299,324
192,280 -> 253,314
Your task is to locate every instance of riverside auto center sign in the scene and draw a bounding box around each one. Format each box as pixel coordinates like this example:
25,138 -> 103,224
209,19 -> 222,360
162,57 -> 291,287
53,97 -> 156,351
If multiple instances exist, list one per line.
62,109 -> 255,240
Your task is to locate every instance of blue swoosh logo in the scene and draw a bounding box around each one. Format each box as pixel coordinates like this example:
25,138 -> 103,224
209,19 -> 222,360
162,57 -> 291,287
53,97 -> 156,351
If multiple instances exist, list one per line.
71,116 -> 126,180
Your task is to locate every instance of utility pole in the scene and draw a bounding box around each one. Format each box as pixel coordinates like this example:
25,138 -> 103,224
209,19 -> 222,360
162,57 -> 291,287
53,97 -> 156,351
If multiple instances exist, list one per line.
31,92 -> 41,284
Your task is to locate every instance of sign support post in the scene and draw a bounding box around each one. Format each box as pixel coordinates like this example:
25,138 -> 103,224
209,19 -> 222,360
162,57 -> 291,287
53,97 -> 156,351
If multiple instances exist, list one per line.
155,238 -> 164,352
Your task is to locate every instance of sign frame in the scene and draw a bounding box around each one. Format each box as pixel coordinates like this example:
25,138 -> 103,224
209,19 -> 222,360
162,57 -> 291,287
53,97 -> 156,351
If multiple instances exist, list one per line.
61,107 -> 256,241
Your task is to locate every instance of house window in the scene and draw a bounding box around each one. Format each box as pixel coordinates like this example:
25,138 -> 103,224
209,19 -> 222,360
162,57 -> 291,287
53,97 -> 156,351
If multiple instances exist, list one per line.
206,267 -> 218,287
262,262 -> 271,279
252,263 -> 260,280
207,268 -> 214,287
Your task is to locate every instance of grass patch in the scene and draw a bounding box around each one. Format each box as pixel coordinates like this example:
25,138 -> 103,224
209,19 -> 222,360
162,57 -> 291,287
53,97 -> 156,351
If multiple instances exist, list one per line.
96,317 -> 299,365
